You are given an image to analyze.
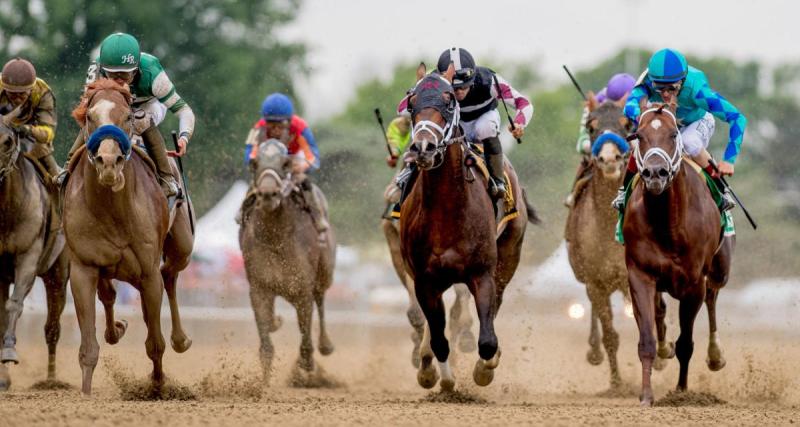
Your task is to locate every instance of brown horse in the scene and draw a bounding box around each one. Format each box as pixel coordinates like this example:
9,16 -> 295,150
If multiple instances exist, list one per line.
381,189 -> 476,368
400,64 -> 532,391
64,80 -> 194,395
623,103 -> 734,406
0,107 -> 68,390
239,139 -> 335,384
565,95 -> 631,390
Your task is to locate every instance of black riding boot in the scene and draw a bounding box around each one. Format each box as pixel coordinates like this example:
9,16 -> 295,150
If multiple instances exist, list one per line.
141,123 -> 179,198
482,136 -> 507,198
300,179 -> 330,241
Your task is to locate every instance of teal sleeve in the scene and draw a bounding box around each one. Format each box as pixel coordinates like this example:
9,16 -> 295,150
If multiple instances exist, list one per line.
692,85 -> 747,163
624,85 -> 649,126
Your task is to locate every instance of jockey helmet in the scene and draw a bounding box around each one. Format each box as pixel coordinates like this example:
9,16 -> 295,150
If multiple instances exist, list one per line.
647,48 -> 688,83
1,58 -> 36,92
261,93 -> 294,121
99,33 -> 141,73
437,47 -> 476,89
605,73 -> 636,101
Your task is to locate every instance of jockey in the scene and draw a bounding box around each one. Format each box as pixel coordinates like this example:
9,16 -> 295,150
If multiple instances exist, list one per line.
565,73 -> 635,207
613,48 -> 746,212
63,32 -> 196,198
397,48 -> 533,198
244,93 -> 329,236
384,112 -> 412,168
0,58 -> 61,182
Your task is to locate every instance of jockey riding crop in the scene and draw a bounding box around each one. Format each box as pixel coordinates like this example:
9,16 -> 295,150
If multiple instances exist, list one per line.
492,74 -> 522,144
171,130 -> 195,234
373,108 -> 395,159
709,158 -> 758,230
563,65 -> 587,101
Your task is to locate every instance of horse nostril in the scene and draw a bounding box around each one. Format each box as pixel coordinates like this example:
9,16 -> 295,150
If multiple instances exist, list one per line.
641,169 -> 651,178
95,156 -> 104,166
424,144 -> 436,153
615,155 -> 622,161
658,168 -> 669,178
116,155 -> 124,165
410,144 -> 420,153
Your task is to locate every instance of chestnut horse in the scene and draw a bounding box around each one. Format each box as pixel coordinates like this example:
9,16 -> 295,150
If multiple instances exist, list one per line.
400,65 -> 531,390
623,103 -> 734,406
565,96 -> 631,390
64,80 -> 194,394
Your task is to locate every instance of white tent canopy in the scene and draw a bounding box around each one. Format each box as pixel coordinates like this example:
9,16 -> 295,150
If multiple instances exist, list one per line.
192,180 -> 248,260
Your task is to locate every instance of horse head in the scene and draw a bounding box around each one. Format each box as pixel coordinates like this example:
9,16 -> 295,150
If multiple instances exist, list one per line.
407,63 -> 458,170
0,106 -> 23,182
586,95 -> 632,180
251,138 -> 295,211
72,79 -> 133,192
633,101 -> 682,195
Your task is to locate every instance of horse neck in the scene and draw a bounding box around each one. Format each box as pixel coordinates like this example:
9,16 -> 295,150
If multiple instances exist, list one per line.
0,159 -> 27,231
589,166 -> 622,227
418,143 -> 467,212
252,196 -> 301,247
81,155 -> 136,216
642,166 -> 691,239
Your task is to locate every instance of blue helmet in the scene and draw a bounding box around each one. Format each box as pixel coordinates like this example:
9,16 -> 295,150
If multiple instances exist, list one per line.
647,48 -> 688,83
261,93 -> 294,121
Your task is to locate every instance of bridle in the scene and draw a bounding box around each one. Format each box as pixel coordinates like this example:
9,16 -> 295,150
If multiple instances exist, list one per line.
255,167 -> 295,199
632,107 -> 683,182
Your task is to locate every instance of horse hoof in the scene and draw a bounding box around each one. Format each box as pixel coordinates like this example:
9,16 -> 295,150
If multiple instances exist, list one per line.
1,347 -> 19,364
417,356 -> 439,389
170,335 -> 192,353
586,348 -> 604,366
105,320 -> 128,345
706,356 -> 726,372
0,365 -> 10,391
440,377 -> 455,392
653,356 -> 668,371
639,396 -> 654,407
657,342 -> 675,359
318,338 -> 334,356
472,359 -> 495,387
269,315 -> 283,333
458,330 -> 477,353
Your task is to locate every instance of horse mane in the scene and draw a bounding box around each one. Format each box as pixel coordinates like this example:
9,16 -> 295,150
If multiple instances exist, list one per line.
71,79 -> 132,126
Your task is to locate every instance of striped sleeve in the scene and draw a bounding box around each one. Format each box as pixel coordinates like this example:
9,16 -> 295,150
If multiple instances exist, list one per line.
692,85 -> 747,163
624,85 -> 649,126
490,73 -> 532,127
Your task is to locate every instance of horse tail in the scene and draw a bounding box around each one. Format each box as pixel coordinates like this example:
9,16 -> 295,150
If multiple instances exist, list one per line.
522,187 -> 541,225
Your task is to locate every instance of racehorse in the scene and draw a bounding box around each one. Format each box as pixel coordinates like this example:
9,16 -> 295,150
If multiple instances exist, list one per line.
623,102 -> 734,406
239,139 -> 336,384
65,79 -> 194,395
0,107 -> 68,390
565,95 -> 631,390
381,191 -> 475,368
400,64 -> 532,390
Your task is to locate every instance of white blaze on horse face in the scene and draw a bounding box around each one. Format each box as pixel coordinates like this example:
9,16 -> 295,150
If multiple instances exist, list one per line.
650,119 -> 662,130
90,99 -> 116,126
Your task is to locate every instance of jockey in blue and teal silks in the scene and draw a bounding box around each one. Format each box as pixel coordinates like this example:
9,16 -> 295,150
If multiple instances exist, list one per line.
612,48 -> 747,212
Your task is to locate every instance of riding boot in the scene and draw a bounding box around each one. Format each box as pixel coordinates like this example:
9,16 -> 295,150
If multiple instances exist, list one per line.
301,180 -> 330,242
395,163 -> 417,204
41,153 -> 63,186
611,169 -> 636,212
704,165 -> 736,212
482,136 -> 507,198
141,124 -> 179,199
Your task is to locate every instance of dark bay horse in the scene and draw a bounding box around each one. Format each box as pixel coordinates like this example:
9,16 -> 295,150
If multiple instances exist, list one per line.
565,95 -> 631,390
623,103 -> 734,406
400,65 -> 531,391
239,139 -> 335,384
65,80 -> 194,395
0,107 -> 68,390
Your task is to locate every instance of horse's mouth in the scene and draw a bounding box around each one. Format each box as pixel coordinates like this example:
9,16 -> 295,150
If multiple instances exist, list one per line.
98,171 -> 125,192
255,193 -> 281,211
415,154 -> 436,170
599,163 -> 623,180
643,177 -> 669,195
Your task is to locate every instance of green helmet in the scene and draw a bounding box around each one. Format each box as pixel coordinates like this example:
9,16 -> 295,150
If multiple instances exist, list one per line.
98,33 -> 141,73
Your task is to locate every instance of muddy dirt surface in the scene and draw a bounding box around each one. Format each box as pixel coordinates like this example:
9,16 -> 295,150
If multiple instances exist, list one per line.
1,297 -> 798,426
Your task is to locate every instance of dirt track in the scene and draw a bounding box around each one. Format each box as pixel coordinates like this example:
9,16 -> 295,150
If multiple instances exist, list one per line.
1,295 -> 798,426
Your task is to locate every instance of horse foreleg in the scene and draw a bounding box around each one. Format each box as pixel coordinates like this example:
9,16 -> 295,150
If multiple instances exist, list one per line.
416,280 -> 452,390
41,254 -> 68,381
0,283 -> 9,390
249,288 -> 275,384
140,274 -> 166,388
705,287 -> 726,371
70,262 -> 100,395
162,267 -> 191,353
295,298 -> 315,372
595,290 -> 622,389
1,249 -> 41,364
469,273 -> 500,387
449,283 -> 476,353
314,289 -> 334,356
97,279 -> 127,345
585,288 -> 604,366
675,290 -> 704,392
629,268 -> 657,406
654,292 -> 675,371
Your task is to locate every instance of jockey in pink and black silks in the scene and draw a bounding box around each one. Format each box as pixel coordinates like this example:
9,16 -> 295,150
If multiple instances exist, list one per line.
243,93 -> 328,237
396,48 -> 533,199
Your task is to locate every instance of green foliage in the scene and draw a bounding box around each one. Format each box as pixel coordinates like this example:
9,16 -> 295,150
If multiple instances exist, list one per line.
1,0 -> 306,213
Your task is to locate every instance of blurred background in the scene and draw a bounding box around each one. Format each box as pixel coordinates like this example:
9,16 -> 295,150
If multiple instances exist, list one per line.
2,0 -> 799,317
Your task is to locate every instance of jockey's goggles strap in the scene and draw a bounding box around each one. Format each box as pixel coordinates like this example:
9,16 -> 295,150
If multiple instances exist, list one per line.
634,108 -> 683,180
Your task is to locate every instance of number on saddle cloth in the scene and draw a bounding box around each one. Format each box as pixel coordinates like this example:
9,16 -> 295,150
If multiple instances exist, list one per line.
86,125 -> 132,160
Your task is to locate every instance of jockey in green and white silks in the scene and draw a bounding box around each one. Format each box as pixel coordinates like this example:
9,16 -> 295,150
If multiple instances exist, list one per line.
612,48 -> 746,212
63,32 -> 195,198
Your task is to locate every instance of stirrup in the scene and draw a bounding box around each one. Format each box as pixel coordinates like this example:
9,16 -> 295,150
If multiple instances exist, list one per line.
611,187 -> 626,212
720,190 -> 736,212
490,178 -> 507,198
